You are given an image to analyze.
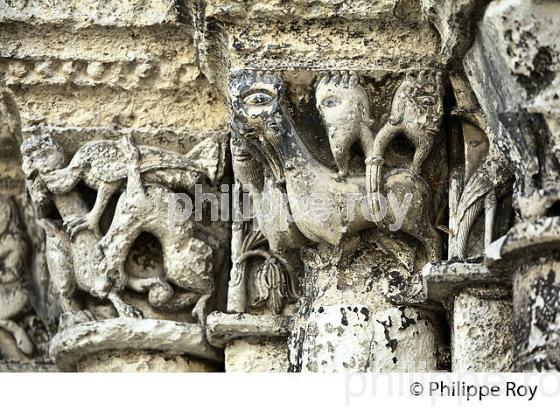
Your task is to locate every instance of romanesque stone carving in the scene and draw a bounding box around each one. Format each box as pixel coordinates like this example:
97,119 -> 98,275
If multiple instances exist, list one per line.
0,89 -> 54,368
19,128 -> 228,370
463,0 -> 560,370
235,230 -> 298,314
230,70 -> 441,263
367,70 -> 444,198
0,0 -> 558,375
315,71 -> 374,178
227,69 -> 448,371
448,76 -> 514,259
21,133 -> 224,324
0,194 -> 33,357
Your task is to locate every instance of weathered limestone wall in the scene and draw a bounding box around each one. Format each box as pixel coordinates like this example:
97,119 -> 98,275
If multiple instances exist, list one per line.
0,1 -> 227,131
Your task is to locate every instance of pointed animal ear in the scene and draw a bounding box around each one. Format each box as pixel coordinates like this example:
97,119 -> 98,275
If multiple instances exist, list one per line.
388,90 -> 406,126
388,72 -> 416,125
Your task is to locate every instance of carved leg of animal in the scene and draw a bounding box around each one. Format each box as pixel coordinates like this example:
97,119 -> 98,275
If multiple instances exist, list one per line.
484,191 -> 497,249
107,291 -> 143,318
0,319 -> 34,355
41,218 -> 82,313
64,181 -> 120,239
121,135 -> 145,195
94,164 -> 153,316
365,159 -> 384,219
192,294 -> 212,326
96,170 -> 148,273
92,213 -> 143,304
410,135 -> 433,175
367,123 -> 400,215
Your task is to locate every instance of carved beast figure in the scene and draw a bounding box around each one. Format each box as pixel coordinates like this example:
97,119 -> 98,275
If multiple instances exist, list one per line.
21,134 -> 221,324
230,70 -> 441,262
368,70 -> 444,198
315,71 -> 375,177
23,134 -> 222,238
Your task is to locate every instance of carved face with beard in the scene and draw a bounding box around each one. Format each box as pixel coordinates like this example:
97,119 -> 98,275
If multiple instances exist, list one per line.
230,70 -> 285,132
229,70 -> 287,185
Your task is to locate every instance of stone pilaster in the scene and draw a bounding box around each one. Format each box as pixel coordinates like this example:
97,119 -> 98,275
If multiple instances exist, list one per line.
464,0 -> 560,371
487,219 -> 560,370
422,261 -> 513,371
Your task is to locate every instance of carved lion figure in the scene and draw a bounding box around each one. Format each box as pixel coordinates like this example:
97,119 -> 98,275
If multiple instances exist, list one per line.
368,70 -> 444,195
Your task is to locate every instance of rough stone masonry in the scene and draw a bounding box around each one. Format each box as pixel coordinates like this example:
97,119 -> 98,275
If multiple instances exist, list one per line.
0,0 -> 558,372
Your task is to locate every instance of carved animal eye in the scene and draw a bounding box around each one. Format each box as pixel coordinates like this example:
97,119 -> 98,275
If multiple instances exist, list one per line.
242,91 -> 275,106
321,96 -> 341,108
418,96 -> 436,106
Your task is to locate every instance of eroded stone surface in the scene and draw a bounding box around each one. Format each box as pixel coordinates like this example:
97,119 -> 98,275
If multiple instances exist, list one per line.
50,318 -> 222,371
1,0 -> 558,373
225,338 -> 289,372
453,288 -> 513,371
77,350 -> 218,372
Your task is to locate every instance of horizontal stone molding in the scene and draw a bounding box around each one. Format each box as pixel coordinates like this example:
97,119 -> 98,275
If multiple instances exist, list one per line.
0,0 -> 180,27
485,217 -> 560,271
206,312 -> 292,348
421,260 -> 511,302
0,58 -> 200,90
49,318 -> 222,371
